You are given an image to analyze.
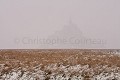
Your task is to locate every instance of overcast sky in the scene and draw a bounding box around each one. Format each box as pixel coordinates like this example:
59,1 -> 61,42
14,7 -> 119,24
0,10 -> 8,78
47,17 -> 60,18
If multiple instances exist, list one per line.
0,0 -> 120,49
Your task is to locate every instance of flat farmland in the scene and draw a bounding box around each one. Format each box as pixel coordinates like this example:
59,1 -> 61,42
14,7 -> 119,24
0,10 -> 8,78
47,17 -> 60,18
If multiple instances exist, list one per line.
0,49 -> 120,80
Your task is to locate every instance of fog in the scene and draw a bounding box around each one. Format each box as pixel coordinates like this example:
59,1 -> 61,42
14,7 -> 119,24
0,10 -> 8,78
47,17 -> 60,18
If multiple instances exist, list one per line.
0,0 -> 120,49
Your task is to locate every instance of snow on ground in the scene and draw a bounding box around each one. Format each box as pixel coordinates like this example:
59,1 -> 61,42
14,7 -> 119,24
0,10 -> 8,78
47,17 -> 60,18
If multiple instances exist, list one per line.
0,63 -> 120,80
0,49 -> 120,80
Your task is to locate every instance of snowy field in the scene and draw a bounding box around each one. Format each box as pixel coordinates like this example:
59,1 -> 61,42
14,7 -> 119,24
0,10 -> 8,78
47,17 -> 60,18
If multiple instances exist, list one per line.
0,49 -> 120,80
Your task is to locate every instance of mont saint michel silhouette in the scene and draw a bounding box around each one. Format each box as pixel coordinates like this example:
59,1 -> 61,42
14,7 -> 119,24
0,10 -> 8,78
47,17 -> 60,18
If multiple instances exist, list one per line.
44,20 -> 106,49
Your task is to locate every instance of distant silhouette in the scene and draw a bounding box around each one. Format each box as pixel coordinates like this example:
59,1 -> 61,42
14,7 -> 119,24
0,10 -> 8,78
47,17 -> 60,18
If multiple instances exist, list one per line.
45,19 -> 106,49
50,19 -> 84,39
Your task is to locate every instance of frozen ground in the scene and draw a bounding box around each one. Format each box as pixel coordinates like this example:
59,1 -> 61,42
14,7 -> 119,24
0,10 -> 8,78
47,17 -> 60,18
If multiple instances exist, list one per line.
0,49 -> 120,80
0,63 -> 120,80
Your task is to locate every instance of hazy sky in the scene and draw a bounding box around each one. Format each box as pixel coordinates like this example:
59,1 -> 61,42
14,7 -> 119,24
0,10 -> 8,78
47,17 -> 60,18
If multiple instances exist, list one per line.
0,0 -> 120,49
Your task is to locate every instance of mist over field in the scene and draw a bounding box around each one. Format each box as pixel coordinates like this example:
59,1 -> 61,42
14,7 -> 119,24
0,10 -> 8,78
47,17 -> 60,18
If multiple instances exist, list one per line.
0,0 -> 120,49
1,1 -> 120,80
